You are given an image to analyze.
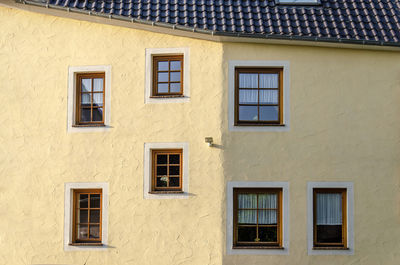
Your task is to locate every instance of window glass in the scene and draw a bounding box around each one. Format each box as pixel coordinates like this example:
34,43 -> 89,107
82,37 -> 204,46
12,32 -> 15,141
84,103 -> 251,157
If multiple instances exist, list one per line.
152,149 -> 183,192
235,68 -> 283,125
153,55 -> 184,96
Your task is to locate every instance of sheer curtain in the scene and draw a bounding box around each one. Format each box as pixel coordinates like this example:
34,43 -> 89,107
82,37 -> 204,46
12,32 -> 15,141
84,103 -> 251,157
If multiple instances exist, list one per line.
316,193 -> 342,225
259,74 -> 278,88
238,194 -> 277,224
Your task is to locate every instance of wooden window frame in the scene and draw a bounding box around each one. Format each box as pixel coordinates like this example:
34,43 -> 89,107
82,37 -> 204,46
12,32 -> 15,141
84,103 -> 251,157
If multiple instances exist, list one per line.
151,149 -> 183,193
313,188 -> 347,249
152,55 -> 184,97
72,189 -> 103,245
75,72 -> 105,126
233,188 -> 283,249
234,68 -> 283,126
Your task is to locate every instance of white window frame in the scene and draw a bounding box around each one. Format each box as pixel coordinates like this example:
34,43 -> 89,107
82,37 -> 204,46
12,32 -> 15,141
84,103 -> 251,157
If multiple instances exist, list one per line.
307,182 -> 354,255
64,182 -> 109,251
226,181 -> 289,255
145,48 -> 190,104
228,60 -> 290,132
143,142 -> 189,199
67,65 -> 111,133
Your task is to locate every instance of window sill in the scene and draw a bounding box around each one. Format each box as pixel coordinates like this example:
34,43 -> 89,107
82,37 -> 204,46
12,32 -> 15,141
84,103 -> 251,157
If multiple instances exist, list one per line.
233,246 -> 284,250
312,247 -> 349,250
149,191 -> 184,194
69,243 -> 103,246
150,95 -> 184,98
72,124 -> 106,127
234,123 -> 286,127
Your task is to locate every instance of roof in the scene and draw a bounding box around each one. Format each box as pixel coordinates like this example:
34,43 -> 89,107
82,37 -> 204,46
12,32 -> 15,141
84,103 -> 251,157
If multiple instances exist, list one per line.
19,0 -> 400,47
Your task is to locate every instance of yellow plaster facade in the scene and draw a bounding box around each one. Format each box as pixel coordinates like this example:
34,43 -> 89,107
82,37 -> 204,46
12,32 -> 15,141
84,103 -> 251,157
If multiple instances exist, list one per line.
0,4 -> 400,265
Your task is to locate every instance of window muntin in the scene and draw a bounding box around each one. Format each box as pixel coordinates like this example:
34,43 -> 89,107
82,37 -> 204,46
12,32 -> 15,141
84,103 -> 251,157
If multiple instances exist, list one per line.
151,149 -> 183,192
72,189 -> 102,244
76,73 -> 105,125
235,68 -> 283,125
313,188 -> 347,248
233,188 -> 282,248
152,55 -> 184,97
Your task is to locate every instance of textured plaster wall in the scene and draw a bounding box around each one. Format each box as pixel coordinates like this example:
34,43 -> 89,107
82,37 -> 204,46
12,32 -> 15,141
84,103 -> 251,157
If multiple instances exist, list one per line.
221,43 -> 400,264
1,4 -> 400,265
0,6 -> 224,265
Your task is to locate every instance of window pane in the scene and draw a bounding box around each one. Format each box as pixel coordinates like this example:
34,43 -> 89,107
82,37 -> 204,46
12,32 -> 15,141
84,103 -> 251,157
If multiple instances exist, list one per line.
77,210 -> 88,223
258,210 -> 277,224
238,194 -> 257,208
258,193 -> 277,209
157,83 -> 168,93
158,72 -> 168,82
80,108 -> 91,122
89,225 -> 100,239
169,177 -> 180,187
170,61 -> 181,71
90,194 -> 101,208
238,226 -> 257,242
157,166 -> 167,176
239,106 -> 258,121
169,154 -> 180,164
92,108 -> 103,122
239,90 -> 258,104
259,74 -> 278,88
80,94 -> 91,107
93,78 -> 103,92
170,83 -> 181,93
77,224 -> 88,239
79,194 -> 88,208
259,106 -> 279,121
158,61 -> 169,71
93,93 -> 103,107
170,72 -> 181,82
90,210 -> 100,223
169,166 -> 180,176
259,90 -> 278,104
238,210 -> 257,224
316,193 -> 342,225
259,226 -> 278,242
157,154 -> 167,164
81,79 -> 91,92
239,73 -> 258,88
157,177 -> 168,187
316,225 -> 342,243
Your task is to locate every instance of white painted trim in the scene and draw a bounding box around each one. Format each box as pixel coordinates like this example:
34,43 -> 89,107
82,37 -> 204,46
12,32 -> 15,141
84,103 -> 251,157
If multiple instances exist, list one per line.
143,142 -> 189,199
145,48 -> 190,104
307,182 -> 354,255
228,61 -> 290,132
226,181 -> 289,255
64,182 -> 109,251
67,65 -> 111,133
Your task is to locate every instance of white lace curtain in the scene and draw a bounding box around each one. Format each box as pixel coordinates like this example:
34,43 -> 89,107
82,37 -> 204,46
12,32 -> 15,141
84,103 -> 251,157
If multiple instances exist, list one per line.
238,194 -> 277,224
239,73 -> 278,88
316,193 -> 342,225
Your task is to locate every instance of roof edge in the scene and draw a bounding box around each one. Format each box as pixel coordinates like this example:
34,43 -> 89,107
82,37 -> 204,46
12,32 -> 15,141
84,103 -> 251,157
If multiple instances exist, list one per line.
4,0 -> 400,52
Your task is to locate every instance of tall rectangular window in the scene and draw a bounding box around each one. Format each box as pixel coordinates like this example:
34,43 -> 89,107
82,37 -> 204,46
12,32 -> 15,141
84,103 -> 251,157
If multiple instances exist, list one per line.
72,189 -> 102,244
233,188 -> 282,248
151,149 -> 183,192
76,73 -> 105,126
235,68 -> 283,125
313,188 -> 347,248
152,55 -> 184,97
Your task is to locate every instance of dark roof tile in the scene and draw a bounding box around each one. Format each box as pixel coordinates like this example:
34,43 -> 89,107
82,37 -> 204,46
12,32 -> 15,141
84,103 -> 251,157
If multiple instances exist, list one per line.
27,0 -> 400,46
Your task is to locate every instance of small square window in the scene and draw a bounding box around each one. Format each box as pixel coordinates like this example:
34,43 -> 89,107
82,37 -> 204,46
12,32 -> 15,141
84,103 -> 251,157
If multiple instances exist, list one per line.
313,188 -> 347,249
75,73 -> 105,126
151,149 -> 183,192
235,68 -> 283,126
152,55 -> 184,97
72,189 -> 103,245
233,188 -> 283,248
